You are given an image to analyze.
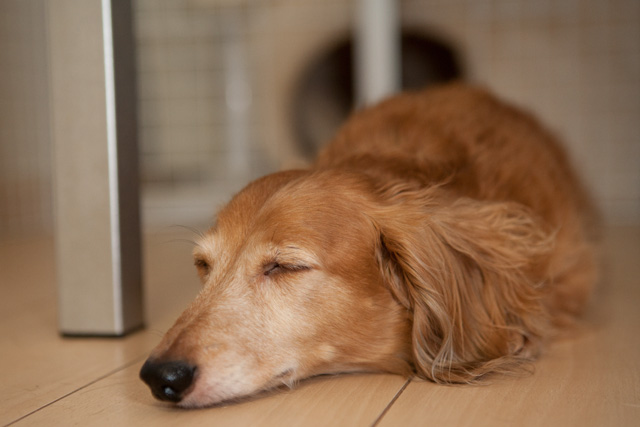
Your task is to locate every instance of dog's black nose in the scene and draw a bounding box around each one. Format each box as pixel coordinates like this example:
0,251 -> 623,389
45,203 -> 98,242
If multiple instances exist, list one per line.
139,359 -> 196,402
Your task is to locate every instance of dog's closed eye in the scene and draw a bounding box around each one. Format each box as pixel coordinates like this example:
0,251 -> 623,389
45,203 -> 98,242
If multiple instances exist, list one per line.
263,261 -> 310,277
194,258 -> 211,278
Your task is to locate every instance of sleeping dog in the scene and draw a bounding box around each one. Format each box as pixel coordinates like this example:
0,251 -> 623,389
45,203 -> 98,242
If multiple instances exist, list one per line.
140,84 -> 598,407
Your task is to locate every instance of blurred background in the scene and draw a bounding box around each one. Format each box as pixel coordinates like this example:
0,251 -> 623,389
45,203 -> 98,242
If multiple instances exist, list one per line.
1,0 -> 638,240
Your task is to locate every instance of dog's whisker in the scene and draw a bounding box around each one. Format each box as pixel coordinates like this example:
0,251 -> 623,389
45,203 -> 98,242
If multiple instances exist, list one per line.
172,224 -> 206,239
147,328 -> 167,338
163,238 -> 199,247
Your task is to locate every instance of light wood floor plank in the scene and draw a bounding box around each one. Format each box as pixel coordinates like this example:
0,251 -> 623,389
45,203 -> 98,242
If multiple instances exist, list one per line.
12,362 -> 406,427
0,234 -> 199,426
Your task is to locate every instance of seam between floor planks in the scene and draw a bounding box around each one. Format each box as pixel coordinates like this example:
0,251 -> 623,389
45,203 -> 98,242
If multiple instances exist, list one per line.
3,355 -> 148,427
371,378 -> 412,427
5,355 -> 409,426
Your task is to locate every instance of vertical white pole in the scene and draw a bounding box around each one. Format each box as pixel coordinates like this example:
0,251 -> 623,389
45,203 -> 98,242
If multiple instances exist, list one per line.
222,8 -> 252,184
354,0 -> 401,106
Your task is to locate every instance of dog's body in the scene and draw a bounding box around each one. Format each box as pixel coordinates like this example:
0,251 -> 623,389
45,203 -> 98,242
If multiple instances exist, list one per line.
140,84 -> 598,408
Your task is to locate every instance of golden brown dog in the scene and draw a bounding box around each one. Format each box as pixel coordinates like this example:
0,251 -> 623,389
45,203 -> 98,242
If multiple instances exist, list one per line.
140,84 -> 598,407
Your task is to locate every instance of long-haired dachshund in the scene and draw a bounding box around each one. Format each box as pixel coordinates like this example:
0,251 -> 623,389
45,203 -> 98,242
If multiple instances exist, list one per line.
140,84 -> 598,407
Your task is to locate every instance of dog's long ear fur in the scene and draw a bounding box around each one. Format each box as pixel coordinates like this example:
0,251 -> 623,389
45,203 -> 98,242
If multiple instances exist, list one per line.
373,185 -> 554,383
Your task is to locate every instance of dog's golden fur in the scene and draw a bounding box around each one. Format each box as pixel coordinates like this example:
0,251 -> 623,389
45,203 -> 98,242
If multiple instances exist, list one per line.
142,84 -> 598,407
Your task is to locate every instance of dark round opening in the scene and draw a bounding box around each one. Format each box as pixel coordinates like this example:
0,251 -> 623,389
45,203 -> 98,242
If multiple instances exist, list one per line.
291,30 -> 464,158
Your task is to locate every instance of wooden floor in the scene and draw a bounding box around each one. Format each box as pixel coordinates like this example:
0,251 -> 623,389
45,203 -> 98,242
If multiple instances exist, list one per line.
1,227 -> 639,427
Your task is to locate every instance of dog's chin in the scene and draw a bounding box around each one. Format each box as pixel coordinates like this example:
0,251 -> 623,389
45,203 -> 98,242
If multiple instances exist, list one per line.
176,394 -> 222,409
175,380 -> 255,408
174,370 -> 298,409
176,386 -> 247,409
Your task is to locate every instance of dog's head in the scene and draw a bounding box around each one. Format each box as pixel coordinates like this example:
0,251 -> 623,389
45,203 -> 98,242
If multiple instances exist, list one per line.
140,169 -> 552,407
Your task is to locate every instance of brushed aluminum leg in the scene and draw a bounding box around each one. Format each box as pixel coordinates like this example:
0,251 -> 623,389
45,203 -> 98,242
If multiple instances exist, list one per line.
49,0 -> 143,336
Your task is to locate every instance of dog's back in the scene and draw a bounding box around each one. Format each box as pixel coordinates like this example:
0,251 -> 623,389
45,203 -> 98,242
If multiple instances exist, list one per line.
317,84 -> 598,325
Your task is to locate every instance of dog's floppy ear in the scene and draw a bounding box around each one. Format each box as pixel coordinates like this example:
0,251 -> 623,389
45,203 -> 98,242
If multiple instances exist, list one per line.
373,186 -> 554,383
